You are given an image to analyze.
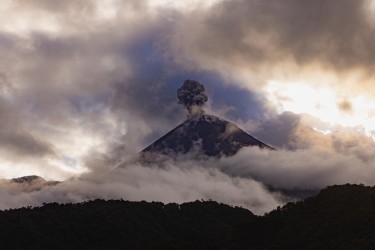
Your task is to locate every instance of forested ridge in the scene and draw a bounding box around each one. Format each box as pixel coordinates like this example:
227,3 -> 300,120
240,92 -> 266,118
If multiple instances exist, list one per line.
1,184 -> 375,249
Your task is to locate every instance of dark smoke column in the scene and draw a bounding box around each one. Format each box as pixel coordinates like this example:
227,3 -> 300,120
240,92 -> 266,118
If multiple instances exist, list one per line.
177,80 -> 208,117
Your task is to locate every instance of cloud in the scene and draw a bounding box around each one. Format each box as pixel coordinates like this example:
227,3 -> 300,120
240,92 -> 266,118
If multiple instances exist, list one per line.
0,0 -> 169,178
217,135 -> 375,190
337,99 -> 353,113
0,95 -> 55,160
290,121 -> 375,162
0,160 -> 283,215
250,111 -> 301,149
3,128 -> 375,216
168,0 -> 375,72
0,0 -> 276,180
0,130 -> 55,158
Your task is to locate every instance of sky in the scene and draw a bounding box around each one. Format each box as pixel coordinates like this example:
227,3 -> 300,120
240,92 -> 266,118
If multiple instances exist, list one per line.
1,0 -> 375,213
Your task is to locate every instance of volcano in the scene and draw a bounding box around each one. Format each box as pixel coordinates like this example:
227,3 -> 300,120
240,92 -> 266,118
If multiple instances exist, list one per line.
141,80 -> 274,158
142,114 -> 274,157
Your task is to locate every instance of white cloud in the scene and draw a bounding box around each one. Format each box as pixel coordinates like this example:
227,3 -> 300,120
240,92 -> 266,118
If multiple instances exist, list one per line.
0,161 -> 283,215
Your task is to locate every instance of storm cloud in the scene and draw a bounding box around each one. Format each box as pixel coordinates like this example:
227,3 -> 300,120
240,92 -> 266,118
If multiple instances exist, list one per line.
168,0 -> 375,77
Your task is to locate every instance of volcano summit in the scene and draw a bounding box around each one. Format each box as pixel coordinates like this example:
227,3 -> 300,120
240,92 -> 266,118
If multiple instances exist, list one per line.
142,80 -> 274,157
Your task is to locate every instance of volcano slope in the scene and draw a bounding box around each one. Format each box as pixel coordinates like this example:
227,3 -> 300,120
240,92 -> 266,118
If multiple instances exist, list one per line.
142,114 -> 274,158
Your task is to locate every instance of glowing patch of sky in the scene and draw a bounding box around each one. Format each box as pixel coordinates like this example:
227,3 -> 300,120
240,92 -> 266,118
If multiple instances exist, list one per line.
364,0 -> 375,23
148,0 -> 224,11
265,80 -> 375,137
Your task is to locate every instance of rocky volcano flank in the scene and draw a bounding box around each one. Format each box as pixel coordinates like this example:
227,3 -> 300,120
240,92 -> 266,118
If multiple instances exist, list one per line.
142,80 -> 274,157
143,114 -> 273,157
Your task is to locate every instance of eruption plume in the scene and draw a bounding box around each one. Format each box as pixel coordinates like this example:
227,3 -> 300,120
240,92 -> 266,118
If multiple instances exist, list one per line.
177,80 -> 208,116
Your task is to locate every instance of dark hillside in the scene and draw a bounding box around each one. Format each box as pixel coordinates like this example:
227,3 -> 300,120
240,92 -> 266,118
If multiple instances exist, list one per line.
2,185 -> 375,249
0,200 -> 254,250
237,184 -> 375,250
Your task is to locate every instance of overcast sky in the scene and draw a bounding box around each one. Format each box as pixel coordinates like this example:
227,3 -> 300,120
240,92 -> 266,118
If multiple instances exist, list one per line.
1,0 -> 375,209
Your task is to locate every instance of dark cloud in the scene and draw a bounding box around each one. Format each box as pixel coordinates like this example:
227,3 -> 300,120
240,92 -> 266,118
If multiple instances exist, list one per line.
108,32 -> 186,154
0,130 -> 55,158
0,97 -> 55,158
252,111 -> 301,149
177,79 -> 208,116
165,0 -> 375,86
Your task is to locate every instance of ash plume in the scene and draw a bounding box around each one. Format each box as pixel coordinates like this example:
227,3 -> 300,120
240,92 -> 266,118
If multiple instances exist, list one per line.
177,80 -> 208,116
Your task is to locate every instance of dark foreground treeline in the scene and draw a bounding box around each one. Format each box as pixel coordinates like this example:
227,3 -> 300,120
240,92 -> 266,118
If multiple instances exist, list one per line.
1,184 -> 375,250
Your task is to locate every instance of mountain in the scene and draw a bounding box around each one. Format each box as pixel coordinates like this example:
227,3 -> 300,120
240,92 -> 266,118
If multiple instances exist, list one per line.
12,175 -> 46,184
8,175 -> 60,191
142,114 -> 274,158
0,184 -> 374,249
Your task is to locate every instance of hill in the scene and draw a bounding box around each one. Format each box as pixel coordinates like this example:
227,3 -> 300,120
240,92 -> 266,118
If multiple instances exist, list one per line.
1,184 -> 375,249
0,200 -> 254,250
246,184 -> 375,249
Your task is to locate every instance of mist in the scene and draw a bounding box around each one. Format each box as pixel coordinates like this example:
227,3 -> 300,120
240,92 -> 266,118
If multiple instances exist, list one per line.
0,159 -> 283,215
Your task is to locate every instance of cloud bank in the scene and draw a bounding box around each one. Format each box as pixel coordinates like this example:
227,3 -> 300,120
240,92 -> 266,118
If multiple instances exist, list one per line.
0,160 -> 282,215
